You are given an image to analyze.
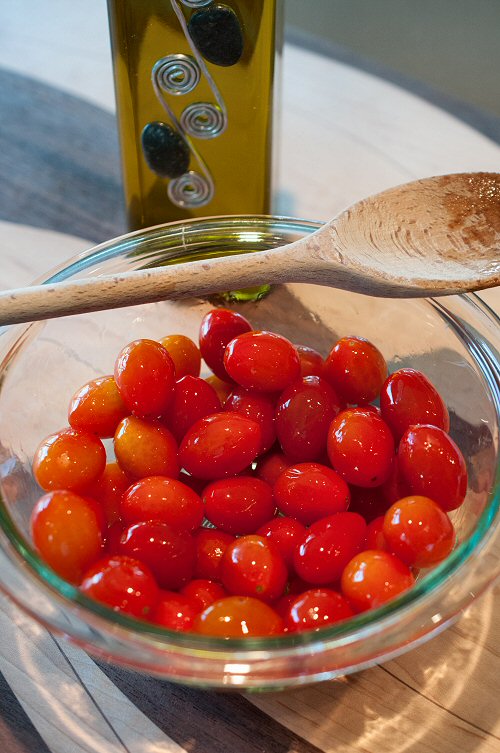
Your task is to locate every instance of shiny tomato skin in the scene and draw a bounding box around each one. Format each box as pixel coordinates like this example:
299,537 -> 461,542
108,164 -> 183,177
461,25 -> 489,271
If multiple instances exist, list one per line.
293,512 -> 367,585
199,308 -> 252,381
275,376 -> 342,461
323,336 -> 387,405
295,344 -> 325,378
220,535 -> 288,602
203,476 -> 276,535
166,375 -> 221,442
365,516 -> 388,550
327,408 -> 395,487
383,495 -> 456,567
180,579 -> 227,611
31,490 -> 104,584
225,387 -> 276,455
85,462 -> 132,526
274,462 -> 350,525
254,450 -> 291,486
121,475 -> 204,532
341,550 -> 415,612
68,375 -> 128,438
114,416 -> 179,480
114,338 -> 176,418
193,528 -> 235,580
33,427 -> 106,492
193,596 -> 284,637
256,516 -> 307,571
380,368 -> 450,441
118,520 -> 195,590
160,334 -> 201,378
150,590 -> 199,631
224,331 -> 301,392
80,554 -> 159,618
398,424 -> 467,512
178,412 -> 261,479
284,588 -> 354,632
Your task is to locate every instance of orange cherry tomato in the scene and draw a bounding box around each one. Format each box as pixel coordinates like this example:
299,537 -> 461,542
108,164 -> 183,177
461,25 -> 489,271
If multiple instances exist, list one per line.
114,416 -> 179,480
160,334 -> 201,378
193,596 -> 284,637
33,427 -> 106,492
341,550 -> 415,612
68,375 -> 128,438
114,338 -> 176,418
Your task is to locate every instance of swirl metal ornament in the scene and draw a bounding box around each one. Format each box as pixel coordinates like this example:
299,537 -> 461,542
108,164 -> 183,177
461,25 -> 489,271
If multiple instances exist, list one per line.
179,0 -> 213,7
180,102 -> 226,139
152,54 -> 200,96
167,170 -> 214,207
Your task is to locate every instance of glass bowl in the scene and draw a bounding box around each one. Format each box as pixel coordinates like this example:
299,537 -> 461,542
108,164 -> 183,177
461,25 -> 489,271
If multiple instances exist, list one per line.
0,215 -> 499,690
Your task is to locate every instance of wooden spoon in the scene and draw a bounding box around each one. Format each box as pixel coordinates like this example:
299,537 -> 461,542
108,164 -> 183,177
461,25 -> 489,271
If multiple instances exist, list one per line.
1,172 -> 499,326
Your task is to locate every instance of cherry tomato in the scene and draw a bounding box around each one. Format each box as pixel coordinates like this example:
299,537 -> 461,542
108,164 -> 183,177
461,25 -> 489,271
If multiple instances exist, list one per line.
180,579 -> 227,611
118,520 -> 195,590
254,450 -> 290,486
193,527 -> 235,580
121,475 -> 204,532
323,336 -> 387,405
284,588 -> 354,632
203,476 -> 275,535
327,408 -> 394,487
341,550 -> 415,612
114,416 -> 179,480
221,535 -> 288,602
33,427 -> 106,492
68,375 -> 128,438
365,516 -> 388,550
380,368 -> 450,441
150,590 -> 199,631
114,338 -> 176,418
274,463 -> 350,525
224,331 -> 300,392
193,596 -> 284,637
398,424 -> 467,512
256,516 -> 306,571
275,376 -> 342,461
85,462 -> 131,525
166,375 -> 221,442
160,334 -> 201,378
225,387 -> 276,455
295,344 -> 325,378
31,490 -> 104,583
179,412 -> 261,479
199,308 -> 252,381
383,495 -> 456,567
348,484 -> 390,523
80,555 -> 159,618
293,512 -> 367,585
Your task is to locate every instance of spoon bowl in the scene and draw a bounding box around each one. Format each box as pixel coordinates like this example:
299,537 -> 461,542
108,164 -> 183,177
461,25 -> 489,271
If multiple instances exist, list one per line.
0,172 -> 499,326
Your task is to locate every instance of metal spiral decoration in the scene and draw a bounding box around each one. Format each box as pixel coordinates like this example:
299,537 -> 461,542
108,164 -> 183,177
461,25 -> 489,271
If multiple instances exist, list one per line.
152,54 -> 200,96
179,0 -> 212,6
180,102 -> 226,139
168,170 -> 214,207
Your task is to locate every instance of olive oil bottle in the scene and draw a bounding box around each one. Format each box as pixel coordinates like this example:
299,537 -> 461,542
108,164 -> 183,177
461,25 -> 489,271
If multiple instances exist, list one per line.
107,0 -> 283,230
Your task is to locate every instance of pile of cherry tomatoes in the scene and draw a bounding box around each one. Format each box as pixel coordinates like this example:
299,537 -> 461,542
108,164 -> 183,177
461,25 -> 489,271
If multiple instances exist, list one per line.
30,308 -> 466,638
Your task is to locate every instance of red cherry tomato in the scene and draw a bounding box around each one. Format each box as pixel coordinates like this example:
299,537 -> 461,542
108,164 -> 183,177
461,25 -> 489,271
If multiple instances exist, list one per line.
323,336 -> 387,405
327,408 -> 394,487
398,424 -> 467,512
160,334 -> 201,378
150,590 -> 199,631
31,490 -> 104,583
199,308 -> 252,381
225,387 -> 276,455
220,535 -> 288,602
275,376 -> 342,461
256,516 -> 306,571
180,579 -> 227,611
179,412 -> 261,479
295,344 -> 325,378
274,463 -> 350,525
365,516 -> 388,550
341,550 -> 415,612
293,512 -> 367,585
380,368 -> 450,441
68,375 -> 128,438
193,596 -> 284,637
224,331 -> 300,392
284,588 -> 354,632
114,416 -> 179,480
193,527 -> 235,581
114,338 -> 176,418
383,495 -> 456,567
80,555 -> 159,618
85,461 -> 132,526
121,475 -> 204,532
254,450 -> 291,486
33,427 -> 106,492
166,375 -> 221,442
203,476 -> 276,535
118,520 -> 195,590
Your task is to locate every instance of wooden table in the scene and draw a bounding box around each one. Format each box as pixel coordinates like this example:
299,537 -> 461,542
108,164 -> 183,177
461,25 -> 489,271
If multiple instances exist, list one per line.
0,36 -> 499,753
